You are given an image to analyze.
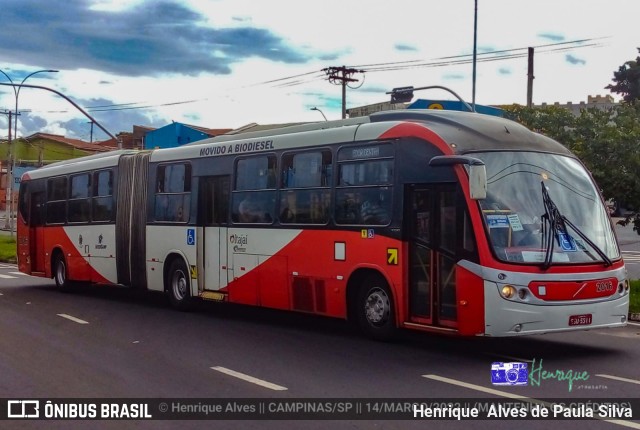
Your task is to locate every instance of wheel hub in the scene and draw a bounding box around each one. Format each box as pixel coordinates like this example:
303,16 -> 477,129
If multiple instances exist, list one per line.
365,289 -> 389,324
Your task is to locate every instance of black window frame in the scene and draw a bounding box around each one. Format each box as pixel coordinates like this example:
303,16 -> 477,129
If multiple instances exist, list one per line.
154,162 -> 192,223
334,143 -> 394,226
231,154 -> 277,224
279,149 -> 332,225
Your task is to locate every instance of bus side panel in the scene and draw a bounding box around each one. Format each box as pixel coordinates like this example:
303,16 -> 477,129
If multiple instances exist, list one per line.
146,225 -> 198,293
455,265 -> 485,336
44,226 -> 91,282
84,224 -> 118,284
223,229 -> 401,319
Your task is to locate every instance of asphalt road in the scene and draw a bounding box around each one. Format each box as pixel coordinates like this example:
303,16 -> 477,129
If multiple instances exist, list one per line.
1,264 -> 639,430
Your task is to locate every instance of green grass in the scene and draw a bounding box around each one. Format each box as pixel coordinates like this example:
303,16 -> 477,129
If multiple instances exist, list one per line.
0,236 -> 17,264
630,280 -> 640,314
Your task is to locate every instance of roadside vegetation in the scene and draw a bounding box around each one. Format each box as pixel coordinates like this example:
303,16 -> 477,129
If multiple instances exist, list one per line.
0,236 -> 16,264
631,280 -> 640,314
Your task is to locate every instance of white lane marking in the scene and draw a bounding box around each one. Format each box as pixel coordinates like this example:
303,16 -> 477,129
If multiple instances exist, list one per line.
423,374 -> 640,429
423,374 -> 529,399
57,314 -> 90,324
211,366 -> 287,391
596,374 -> 640,385
8,272 -> 28,276
0,274 -> 17,279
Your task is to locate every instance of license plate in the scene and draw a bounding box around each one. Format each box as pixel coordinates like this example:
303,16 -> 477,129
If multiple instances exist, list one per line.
569,314 -> 592,326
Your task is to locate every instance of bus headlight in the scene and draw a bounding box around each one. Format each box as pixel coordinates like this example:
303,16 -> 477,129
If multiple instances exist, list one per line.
500,285 -> 517,299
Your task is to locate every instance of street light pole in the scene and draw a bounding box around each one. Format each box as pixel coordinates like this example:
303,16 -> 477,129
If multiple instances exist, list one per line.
472,0 -> 478,112
310,107 -> 328,121
13,70 -> 58,146
1,69 -> 58,235
0,69 -> 16,232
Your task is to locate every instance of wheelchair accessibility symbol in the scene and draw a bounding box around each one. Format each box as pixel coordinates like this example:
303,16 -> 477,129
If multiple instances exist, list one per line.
557,232 -> 576,252
187,228 -> 196,246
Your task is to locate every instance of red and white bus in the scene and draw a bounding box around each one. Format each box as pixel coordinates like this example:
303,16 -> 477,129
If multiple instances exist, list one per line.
17,109 -> 629,339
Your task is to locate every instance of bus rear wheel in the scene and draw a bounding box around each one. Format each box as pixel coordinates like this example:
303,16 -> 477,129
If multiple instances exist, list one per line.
166,258 -> 193,311
356,275 -> 396,341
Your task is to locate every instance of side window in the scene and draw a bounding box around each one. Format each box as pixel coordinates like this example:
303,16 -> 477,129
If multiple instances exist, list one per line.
335,144 -> 393,226
68,173 -> 91,223
280,151 -> 332,224
155,163 -> 191,222
93,170 -> 114,222
46,176 -> 67,224
231,155 -> 276,223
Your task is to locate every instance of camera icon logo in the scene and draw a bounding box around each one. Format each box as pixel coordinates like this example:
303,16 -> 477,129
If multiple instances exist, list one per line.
491,362 -> 528,386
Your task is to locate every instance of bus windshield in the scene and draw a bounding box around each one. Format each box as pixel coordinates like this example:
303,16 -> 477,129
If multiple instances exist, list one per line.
474,151 -> 619,265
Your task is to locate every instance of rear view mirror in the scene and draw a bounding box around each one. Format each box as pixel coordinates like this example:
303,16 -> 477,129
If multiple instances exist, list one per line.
468,164 -> 487,200
429,155 -> 487,200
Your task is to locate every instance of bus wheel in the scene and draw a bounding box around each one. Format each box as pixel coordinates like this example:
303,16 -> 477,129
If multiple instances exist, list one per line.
356,275 -> 396,341
166,259 -> 193,311
53,254 -> 73,291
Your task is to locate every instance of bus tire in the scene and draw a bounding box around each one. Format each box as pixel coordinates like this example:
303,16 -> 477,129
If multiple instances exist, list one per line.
53,253 -> 74,292
356,275 -> 396,341
166,258 -> 193,311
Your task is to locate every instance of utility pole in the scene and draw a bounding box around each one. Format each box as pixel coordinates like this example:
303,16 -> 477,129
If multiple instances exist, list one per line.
527,47 -> 534,108
322,66 -> 364,119
88,121 -> 94,143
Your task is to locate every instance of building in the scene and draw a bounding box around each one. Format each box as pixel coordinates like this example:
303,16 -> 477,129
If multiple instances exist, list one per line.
346,101 -> 408,118
144,122 -> 232,149
534,94 -> 618,116
115,125 -> 155,150
0,132 -> 113,211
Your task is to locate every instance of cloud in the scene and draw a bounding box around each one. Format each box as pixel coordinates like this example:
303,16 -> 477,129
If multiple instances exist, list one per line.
0,0 -> 315,77
443,73 -> 465,81
565,54 -> 586,65
538,32 -> 565,42
18,114 -> 48,134
394,43 -> 418,52
358,85 -> 389,94
22,96 -> 168,140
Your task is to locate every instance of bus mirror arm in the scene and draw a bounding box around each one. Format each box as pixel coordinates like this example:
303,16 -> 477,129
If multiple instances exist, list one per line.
428,155 -> 487,200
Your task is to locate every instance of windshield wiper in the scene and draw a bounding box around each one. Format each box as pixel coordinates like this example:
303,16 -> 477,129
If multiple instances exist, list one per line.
540,181 -> 612,270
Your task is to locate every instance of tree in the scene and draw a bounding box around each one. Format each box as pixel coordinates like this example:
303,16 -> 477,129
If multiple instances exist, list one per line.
504,104 -> 577,150
606,48 -> 640,103
504,103 -> 640,233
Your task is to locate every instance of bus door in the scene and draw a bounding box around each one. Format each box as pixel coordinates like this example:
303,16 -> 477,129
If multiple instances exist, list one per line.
29,190 -> 46,273
199,176 -> 231,293
406,184 -> 459,328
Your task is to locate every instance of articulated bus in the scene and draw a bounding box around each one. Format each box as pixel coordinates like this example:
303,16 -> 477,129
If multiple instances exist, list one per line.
17,109 -> 629,339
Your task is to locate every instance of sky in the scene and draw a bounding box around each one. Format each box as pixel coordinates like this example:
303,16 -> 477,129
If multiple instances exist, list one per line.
0,0 -> 638,143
